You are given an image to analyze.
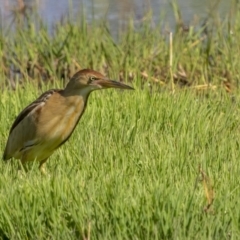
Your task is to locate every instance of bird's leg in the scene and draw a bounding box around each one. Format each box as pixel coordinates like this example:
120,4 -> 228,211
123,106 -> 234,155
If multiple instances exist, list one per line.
39,158 -> 48,175
20,155 -> 29,171
18,157 -> 28,177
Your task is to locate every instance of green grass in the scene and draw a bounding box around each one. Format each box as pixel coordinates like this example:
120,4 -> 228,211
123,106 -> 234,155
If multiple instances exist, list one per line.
1,2 -> 240,238
0,81 -> 240,239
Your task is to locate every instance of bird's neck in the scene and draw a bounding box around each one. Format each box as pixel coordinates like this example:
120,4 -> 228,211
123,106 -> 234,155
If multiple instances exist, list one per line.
61,89 -> 90,108
63,82 -> 95,98
63,87 -> 92,99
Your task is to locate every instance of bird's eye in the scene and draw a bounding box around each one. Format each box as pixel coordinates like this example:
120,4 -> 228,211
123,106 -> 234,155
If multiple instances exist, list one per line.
88,76 -> 97,84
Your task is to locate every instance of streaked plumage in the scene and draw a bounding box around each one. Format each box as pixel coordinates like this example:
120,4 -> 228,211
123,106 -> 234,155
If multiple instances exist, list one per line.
3,69 -> 134,173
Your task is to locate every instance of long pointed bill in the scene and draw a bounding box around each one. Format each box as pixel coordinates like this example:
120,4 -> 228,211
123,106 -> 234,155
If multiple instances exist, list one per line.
93,79 -> 134,90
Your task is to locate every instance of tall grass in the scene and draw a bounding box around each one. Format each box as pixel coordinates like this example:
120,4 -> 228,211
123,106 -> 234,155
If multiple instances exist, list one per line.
0,1 -> 240,91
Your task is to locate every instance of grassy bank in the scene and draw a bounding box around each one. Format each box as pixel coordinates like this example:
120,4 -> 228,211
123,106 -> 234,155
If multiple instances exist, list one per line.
0,83 -> 240,239
0,2 -> 240,92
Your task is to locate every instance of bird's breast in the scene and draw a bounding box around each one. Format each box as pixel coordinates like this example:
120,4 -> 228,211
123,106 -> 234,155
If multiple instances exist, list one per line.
37,96 -> 86,147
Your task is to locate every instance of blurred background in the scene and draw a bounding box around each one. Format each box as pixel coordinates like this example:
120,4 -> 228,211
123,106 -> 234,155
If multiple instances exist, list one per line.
0,0 -> 235,34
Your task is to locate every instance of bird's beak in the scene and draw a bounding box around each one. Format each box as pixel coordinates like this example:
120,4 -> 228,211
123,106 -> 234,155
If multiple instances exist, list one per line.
92,78 -> 134,90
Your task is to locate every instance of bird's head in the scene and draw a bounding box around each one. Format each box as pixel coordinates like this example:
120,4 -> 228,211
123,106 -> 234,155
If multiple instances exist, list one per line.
65,69 -> 134,94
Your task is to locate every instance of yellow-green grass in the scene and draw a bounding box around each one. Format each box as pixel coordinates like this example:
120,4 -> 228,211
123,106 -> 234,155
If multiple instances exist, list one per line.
1,2 -> 240,90
0,80 -> 240,239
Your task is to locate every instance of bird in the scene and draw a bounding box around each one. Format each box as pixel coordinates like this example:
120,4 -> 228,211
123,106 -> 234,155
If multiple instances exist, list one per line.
3,69 -> 134,174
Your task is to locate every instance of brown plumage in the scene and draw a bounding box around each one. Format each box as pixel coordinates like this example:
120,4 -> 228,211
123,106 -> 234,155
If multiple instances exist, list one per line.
3,69 -> 134,173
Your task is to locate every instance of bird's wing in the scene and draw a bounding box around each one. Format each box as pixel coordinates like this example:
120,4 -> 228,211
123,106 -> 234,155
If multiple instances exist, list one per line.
3,89 -> 60,160
9,89 -> 60,134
